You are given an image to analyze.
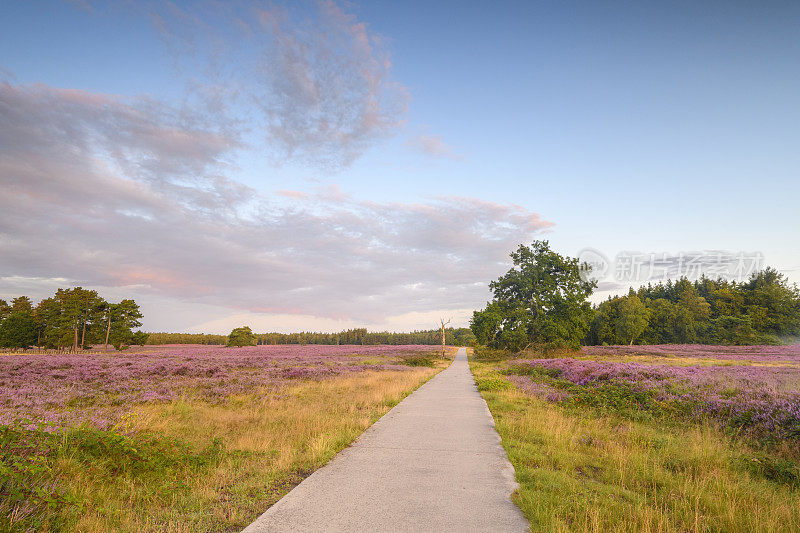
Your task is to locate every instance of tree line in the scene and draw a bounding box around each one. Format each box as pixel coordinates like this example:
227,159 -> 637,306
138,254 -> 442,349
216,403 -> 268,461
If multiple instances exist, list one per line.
0,288 -> 145,351
471,241 -> 800,351
146,327 -> 476,346
589,270 -> 800,345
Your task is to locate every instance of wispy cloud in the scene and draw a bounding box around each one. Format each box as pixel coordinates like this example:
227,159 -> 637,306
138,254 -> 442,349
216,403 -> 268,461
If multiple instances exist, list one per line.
130,0 -> 408,172
0,80 -> 552,325
406,133 -> 461,160
253,0 -> 408,170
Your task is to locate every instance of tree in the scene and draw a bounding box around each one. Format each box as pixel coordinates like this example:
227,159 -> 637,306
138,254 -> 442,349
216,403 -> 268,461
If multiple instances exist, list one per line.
0,299 -> 10,321
439,317 -> 450,357
709,315 -> 756,345
131,331 -> 149,345
10,296 -> 33,315
106,299 -> 144,350
471,241 -> 596,351
34,297 -> 62,349
674,288 -> 711,343
588,296 -> 622,345
742,268 -> 800,337
55,288 -> 84,351
615,295 -> 649,345
0,311 -> 37,350
227,326 -> 256,347
471,301 -> 504,346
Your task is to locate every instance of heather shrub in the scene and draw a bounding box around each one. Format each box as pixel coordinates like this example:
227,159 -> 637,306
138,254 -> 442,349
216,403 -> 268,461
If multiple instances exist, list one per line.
0,344 -> 432,429
505,355 -> 800,444
402,356 -> 435,368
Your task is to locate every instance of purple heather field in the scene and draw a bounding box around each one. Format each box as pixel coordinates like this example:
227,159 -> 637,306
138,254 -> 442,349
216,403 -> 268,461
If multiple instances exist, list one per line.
0,344 -> 435,430
508,344 -> 800,441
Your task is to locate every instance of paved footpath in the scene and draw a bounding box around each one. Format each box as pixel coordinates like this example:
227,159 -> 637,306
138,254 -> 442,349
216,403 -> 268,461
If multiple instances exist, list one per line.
242,348 -> 528,533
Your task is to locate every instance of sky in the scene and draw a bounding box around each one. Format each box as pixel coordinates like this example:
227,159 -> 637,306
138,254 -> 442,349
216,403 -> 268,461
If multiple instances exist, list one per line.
1,0 -> 799,334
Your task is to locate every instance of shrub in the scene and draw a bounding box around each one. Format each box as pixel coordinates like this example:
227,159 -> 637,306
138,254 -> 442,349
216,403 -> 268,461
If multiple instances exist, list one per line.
403,356 -> 435,368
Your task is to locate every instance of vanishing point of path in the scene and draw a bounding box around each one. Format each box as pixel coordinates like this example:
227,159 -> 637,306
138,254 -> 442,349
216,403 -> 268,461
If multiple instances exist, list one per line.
242,348 -> 528,532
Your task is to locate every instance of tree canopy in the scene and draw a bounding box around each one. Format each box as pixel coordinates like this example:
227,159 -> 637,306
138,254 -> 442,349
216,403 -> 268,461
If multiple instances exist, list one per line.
227,326 -> 257,347
0,288 -> 145,351
588,269 -> 800,345
471,241 -> 596,351
0,312 -> 37,350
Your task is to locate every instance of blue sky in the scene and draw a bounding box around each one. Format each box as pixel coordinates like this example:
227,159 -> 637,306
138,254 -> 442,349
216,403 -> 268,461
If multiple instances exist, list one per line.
1,1 -> 798,333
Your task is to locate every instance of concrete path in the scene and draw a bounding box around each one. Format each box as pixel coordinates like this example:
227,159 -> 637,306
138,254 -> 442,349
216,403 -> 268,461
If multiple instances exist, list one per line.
242,348 -> 528,533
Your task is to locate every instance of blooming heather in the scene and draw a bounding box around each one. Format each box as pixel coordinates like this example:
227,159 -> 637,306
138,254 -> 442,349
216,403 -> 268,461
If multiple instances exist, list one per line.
0,344 -> 434,430
582,343 -> 800,362
508,344 -> 800,441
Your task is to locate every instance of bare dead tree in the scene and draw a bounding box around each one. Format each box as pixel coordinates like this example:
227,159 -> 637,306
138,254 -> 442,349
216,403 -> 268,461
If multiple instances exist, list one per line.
439,317 -> 451,358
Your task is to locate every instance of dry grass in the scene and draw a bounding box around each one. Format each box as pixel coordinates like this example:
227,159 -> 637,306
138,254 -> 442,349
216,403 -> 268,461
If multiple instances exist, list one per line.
34,368 -> 439,532
470,360 -> 800,533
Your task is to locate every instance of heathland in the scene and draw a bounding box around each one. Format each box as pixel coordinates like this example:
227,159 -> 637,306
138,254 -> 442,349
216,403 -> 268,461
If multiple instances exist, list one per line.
3,240 -> 800,532
471,343 -> 800,532
0,344 -> 449,531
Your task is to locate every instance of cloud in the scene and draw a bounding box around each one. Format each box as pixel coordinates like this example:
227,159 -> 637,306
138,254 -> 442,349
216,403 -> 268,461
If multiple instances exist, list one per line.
0,80 -> 552,328
406,134 -> 461,160
133,0 -> 408,172
275,190 -> 310,199
253,0 -> 408,170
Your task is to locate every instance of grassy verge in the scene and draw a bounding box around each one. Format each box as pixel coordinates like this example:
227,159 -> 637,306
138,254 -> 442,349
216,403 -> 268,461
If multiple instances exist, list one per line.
469,353 -> 800,532
1,366 -> 442,532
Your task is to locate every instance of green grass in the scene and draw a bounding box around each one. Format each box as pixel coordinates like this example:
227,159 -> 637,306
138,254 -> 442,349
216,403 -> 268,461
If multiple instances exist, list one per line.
0,424 -> 224,532
469,353 -> 800,533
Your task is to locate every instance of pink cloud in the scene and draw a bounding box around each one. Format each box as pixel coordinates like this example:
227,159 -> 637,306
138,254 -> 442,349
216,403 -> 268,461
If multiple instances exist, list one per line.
1,80 -> 553,324
406,134 -> 461,160
275,190 -> 310,199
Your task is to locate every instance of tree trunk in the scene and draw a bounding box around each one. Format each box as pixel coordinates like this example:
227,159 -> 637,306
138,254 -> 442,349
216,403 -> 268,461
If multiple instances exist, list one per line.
105,314 -> 111,351
81,319 -> 87,350
439,317 -> 450,358
73,325 -> 78,353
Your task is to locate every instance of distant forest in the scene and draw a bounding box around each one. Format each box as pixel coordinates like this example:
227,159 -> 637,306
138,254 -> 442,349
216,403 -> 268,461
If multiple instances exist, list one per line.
146,327 -> 477,347
589,268 -> 800,346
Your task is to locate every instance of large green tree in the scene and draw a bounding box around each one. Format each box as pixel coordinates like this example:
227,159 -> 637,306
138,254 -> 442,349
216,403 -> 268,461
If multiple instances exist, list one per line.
590,293 -> 650,345
227,326 -> 256,347
0,311 -> 37,350
615,294 -> 649,345
471,241 -> 596,351
105,299 -> 144,350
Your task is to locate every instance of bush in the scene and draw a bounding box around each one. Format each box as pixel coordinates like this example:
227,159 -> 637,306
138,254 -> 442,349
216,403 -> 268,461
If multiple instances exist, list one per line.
403,356 -> 435,368
476,376 -> 512,392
